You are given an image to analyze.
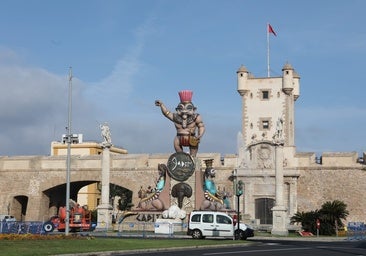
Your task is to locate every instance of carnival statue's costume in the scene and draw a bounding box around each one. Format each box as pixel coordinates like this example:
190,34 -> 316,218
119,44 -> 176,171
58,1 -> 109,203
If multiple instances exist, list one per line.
138,164 -> 167,210
200,159 -> 225,211
155,90 -> 205,157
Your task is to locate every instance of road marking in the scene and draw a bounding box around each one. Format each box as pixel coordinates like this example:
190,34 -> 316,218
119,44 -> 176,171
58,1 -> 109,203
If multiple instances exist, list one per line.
203,247 -> 311,255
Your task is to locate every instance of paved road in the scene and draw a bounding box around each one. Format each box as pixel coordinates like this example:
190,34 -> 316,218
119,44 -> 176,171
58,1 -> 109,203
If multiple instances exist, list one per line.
110,238 -> 366,256
59,232 -> 365,256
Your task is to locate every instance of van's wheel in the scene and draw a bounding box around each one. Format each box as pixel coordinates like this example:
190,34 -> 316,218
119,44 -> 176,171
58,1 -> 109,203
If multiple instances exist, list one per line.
43,221 -> 55,232
234,229 -> 245,240
191,229 -> 203,239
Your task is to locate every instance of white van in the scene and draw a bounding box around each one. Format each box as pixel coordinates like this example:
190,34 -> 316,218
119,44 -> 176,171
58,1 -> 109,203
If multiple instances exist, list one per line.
187,211 -> 254,240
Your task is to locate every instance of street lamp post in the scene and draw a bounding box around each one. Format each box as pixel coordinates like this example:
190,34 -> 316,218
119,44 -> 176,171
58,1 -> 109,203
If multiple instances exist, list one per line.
65,67 -> 73,236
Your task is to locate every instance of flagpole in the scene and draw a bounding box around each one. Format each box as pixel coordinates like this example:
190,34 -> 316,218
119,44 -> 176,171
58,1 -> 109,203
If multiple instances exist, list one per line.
267,23 -> 270,77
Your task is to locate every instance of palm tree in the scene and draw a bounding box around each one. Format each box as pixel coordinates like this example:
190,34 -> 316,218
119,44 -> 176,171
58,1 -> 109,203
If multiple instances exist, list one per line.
291,200 -> 349,235
319,200 -> 349,235
290,210 -> 320,233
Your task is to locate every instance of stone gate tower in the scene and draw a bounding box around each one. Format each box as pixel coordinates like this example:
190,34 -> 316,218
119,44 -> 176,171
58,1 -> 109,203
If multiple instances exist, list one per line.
236,63 -> 300,233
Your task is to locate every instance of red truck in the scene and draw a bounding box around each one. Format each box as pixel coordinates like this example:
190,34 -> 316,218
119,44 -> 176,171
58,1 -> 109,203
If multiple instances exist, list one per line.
43,204 -> 95,232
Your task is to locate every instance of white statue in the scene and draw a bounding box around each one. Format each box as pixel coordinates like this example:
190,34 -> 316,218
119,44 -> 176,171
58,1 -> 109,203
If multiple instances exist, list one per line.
274,117 -> 283,141
100,122 -> 112,144
162,205 -> 186,220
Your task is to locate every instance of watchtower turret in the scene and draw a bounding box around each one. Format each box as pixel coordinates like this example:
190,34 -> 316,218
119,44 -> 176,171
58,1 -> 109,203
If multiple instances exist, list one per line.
282,63 -> 294,95
237,65 -> 249,96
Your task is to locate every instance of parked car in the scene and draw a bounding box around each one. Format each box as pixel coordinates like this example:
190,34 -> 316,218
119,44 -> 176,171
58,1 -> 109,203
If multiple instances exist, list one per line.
0,214 -> 16,222
187,211 -> 254,240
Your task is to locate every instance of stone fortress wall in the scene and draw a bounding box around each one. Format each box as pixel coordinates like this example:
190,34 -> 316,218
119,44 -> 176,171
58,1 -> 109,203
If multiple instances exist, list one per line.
0,151 -> 365,223
296,151 -> 366,222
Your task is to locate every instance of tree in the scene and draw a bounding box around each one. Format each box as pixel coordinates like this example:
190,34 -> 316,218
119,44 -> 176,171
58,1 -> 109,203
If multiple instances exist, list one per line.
109,184 -> 133,211
290,200 -> 349,236
290,210 -> 320,233
319,200 -> 349,235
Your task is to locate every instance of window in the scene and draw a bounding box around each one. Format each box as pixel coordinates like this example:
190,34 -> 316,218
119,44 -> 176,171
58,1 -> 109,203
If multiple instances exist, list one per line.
259,118 -> 271,131
216,215 -> 232,224
202,214 -> 214,223
191,214 -> 201,223
262,90 -> 269,99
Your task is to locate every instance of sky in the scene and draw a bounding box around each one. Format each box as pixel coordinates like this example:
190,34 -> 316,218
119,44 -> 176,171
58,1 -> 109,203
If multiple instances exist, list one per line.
0,0 -> 365,157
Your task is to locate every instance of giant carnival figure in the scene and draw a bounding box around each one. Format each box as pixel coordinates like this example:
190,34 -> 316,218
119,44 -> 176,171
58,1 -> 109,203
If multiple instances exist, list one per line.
200,159 -> 225,210
155,90 -> 205,157
138,164 -> 168,210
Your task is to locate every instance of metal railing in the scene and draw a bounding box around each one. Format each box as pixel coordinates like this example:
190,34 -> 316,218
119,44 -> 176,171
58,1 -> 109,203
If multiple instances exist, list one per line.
1,220 -> 189,238
347,222 -> 366,240
0,221 -> 45,234
116,221 -> 188,238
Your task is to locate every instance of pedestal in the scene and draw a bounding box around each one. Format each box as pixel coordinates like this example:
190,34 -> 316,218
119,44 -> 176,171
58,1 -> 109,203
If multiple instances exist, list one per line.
96,204 -> 113,231
271,205 -> 288,236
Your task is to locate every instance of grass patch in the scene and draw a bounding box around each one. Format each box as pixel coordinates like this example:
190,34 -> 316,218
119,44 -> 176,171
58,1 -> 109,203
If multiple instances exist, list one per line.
0,236 -> 247,256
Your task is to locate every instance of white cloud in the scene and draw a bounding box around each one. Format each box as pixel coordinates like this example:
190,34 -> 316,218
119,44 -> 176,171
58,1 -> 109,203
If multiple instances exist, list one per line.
0,49 -> 101,155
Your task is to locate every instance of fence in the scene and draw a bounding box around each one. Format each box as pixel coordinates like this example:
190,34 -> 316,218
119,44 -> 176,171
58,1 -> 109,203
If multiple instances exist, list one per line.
116,221 -> 188,238
1,220 -> 189,237
0,221 -> 45,235
347,222 -> 366,240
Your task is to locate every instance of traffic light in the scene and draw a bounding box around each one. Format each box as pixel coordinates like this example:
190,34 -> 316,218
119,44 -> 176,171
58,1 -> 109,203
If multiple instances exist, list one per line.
236,180 -> 244,196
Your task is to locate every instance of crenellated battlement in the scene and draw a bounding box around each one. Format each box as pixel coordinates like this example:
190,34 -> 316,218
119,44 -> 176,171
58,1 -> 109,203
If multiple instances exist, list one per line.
295,151 -> 366,167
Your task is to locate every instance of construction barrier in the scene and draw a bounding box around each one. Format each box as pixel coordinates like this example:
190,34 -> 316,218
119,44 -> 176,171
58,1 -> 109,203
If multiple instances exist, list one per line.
347,222 -> 366,240
0,221 -> 45,234
117,221 -> 187,238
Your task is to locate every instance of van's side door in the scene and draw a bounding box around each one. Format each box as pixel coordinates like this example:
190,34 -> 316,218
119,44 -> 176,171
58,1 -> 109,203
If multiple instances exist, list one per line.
201,213 -> 215,236
214,214 -> 234,237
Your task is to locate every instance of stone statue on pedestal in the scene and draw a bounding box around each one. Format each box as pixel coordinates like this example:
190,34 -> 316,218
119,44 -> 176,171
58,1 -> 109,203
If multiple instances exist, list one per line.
100,122 -> 112,144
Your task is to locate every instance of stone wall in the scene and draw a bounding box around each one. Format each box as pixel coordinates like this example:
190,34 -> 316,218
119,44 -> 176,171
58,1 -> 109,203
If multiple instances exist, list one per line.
297,167 -> 366,223
1,152 -> 365,224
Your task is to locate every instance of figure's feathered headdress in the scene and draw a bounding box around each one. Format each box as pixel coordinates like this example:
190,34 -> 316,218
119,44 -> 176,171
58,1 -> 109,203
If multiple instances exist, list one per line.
178,90 -> 193,103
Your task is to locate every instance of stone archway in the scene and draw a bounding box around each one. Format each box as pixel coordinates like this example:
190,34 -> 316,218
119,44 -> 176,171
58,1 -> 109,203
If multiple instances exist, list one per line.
42,180 -> 100,220
11,195 -> 28,221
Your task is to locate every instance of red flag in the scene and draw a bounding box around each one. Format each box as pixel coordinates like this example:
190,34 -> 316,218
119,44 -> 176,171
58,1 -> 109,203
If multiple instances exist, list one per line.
268,24 -> 277,36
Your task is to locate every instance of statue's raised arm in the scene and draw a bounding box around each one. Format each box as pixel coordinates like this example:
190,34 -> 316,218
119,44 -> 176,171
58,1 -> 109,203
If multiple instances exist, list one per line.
155,100 -> 174,121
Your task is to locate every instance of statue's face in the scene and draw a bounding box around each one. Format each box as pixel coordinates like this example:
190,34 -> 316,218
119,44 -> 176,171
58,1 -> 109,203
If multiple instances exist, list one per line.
205,168 -> 216,178
176,102 -> 195,119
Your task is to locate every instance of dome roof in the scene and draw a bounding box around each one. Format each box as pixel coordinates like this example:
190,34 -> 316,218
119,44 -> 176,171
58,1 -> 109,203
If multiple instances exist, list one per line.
237,65 -> 248,73
282,63 -> 294,70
